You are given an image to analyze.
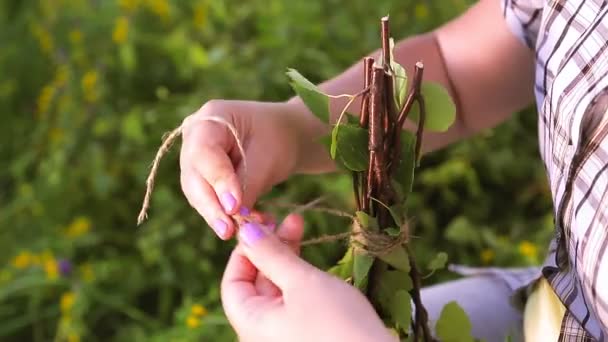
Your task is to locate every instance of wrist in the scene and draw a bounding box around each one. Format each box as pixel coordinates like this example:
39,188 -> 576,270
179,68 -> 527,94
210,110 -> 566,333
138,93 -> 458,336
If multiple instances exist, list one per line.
282,98 -> 335,175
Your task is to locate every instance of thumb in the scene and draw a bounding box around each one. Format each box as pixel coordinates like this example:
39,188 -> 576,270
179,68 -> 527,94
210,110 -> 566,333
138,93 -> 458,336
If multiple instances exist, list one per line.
238,222 -> 312,290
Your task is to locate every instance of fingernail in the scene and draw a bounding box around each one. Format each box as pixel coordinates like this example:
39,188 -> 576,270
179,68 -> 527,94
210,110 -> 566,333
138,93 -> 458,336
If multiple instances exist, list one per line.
213,219 -> 228,237
239,222 -> 266,246
220,192 -> 237,212
239,206 -> 250,216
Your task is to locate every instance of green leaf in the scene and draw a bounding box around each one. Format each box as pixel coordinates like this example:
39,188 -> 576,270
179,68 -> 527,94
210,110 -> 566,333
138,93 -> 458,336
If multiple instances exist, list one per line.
332,124 -> 369,171
286,68 -> 330,123
390,39 -> 408,109
408,82 -> 456,132
374,269 -> 413,312
435,301 -> 474,342
346,113 -> 360,125
393,132 -> 416,199
387,203 -> 405,227
427,252 -> 448,271
353,251 -> 374,290
328,247 -> 354,280
384,227 -> 401,237
391,290 -> 412,331
379,245 -> 410,272
356,211 -> 379,230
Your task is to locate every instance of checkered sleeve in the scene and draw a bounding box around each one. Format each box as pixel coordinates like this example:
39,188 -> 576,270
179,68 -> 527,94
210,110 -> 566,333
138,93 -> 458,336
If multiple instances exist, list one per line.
501,0 -> 544,49
568,90 -> 608,336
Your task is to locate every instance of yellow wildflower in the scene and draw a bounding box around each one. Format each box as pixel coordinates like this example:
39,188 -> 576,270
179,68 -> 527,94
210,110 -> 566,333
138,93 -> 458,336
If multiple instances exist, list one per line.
193,3 -> 207,29
186,316 -> 200,329
37,84 -> 56,118
146,0 -> 170,21
191,304 -> 207,317
12,251 -> 32,269
65,216 -> 92,238
480,248 -> 495,264
31,24 -> 54,54
79,263 -> 95,282
112,16 -> 129,44
68,30 -> 83,45
414,3 -> 429,20
81,70 -> 99,103
519,240 -> 538,258
54,65 -> 69,87
119,0 -> 140,12
67,334 -> 80,342
60,292 -> 75,313
44,258 -> 58,280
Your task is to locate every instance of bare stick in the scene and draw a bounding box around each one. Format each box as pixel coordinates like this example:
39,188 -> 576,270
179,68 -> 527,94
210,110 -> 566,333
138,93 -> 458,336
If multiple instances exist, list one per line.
359,57 -> 374,128
407,245 -> 435,342
381,16 -> 391,68
367,65 -> 385,214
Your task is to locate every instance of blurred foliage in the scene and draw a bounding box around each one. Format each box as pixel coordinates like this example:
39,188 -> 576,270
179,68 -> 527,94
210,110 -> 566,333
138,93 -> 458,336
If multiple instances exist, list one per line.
0,0 -> 553,341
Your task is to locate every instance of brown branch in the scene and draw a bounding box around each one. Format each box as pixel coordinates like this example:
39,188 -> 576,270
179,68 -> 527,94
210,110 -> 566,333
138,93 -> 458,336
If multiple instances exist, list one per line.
407,245 -> 435,342
359,57 -> 374,212
359,57 -> 374,128
381,16 -> 391,68
367,65 -> 385,215
389,62 -> 425,178
397,62 -> 424,128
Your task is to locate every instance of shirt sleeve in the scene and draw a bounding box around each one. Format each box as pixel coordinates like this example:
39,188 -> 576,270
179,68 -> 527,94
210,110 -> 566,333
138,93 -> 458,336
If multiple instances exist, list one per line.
570,89 -> 608,334
501,0 -> 544,49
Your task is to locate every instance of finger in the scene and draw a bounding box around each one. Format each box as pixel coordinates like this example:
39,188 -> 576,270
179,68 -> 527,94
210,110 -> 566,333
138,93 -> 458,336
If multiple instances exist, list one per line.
180,167 -> 235,239
238,221 -> 314,291
221,246 -> 258,325
255,213 -> 305,296
277,213 -> 305,254
182,116 -> 243,215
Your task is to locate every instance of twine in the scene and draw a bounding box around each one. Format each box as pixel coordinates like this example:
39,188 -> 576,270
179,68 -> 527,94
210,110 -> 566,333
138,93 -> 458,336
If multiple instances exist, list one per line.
137,116 -> 248,225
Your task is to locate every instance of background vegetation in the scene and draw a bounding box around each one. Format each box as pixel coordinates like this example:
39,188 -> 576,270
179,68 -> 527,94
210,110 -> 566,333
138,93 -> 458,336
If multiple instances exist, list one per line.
0,0 -> 553,341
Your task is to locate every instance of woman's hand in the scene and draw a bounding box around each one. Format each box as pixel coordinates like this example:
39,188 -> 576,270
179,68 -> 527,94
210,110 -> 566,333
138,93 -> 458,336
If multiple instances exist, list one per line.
180,100 -> 306,240
221,214 -> 397,342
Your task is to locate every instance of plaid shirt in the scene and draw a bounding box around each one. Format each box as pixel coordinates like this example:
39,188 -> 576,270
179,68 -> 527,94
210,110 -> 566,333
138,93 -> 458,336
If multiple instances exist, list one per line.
502,0 -> 608,340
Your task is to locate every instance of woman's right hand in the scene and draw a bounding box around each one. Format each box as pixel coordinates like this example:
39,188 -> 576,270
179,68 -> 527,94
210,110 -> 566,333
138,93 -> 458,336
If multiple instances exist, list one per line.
180,100 -> 307,240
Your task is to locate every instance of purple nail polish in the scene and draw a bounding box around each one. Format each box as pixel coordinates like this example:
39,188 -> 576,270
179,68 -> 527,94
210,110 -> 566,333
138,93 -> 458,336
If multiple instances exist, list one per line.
239,222 -> 266,245
213,219 -> 228,236
220,192 -> 237,212
239,206 -> 250,216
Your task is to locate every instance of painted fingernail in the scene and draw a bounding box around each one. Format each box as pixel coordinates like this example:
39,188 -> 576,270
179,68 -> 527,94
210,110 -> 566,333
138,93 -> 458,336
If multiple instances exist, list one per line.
213,219 -> 228,237
239,222 -> 266,246
220,192 -> 237,212
239,206 -> 250,216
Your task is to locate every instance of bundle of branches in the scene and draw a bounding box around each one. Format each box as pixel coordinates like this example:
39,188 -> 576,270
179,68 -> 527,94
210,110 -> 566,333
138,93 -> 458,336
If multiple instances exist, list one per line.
286,16 -> 459,341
